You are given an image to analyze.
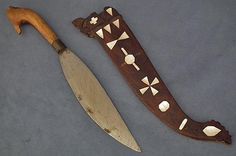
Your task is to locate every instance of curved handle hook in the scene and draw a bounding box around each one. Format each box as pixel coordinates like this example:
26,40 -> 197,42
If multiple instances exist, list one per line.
7,6 -> 58,45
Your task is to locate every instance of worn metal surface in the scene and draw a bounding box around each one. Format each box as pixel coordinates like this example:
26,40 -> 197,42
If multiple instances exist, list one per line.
5,5 -> 140,153
59,49 -> 140,152
0,0 -> 236,156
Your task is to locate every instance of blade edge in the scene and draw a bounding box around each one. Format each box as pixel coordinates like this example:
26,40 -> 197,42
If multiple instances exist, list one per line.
59,49 -> 141,152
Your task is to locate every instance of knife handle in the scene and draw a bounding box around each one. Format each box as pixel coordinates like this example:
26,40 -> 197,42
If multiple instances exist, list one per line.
7,6 -> 58,45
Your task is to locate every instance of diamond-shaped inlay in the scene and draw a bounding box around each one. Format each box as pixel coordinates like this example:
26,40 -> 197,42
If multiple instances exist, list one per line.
139,76 -> 159,96
203,126 -> 221,136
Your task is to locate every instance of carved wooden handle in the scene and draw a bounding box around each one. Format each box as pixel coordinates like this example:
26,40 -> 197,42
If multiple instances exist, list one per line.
7,6 -> 58,45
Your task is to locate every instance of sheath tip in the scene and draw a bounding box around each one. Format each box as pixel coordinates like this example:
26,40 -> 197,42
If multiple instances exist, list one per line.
72,18 -> 84,29
207,120 -> 232,145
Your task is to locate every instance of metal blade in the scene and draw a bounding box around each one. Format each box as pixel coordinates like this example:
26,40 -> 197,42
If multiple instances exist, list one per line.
59,49 -> 141,152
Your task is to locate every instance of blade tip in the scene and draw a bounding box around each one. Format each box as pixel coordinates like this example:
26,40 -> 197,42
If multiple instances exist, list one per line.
129,143 -> 142,152
135,147 -> 142,152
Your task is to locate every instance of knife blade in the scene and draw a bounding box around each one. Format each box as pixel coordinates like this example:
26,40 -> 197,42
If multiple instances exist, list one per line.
7,6 -> 141,152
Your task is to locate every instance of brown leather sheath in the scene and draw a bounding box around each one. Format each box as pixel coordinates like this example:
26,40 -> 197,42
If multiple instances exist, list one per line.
72,7 -> 231,144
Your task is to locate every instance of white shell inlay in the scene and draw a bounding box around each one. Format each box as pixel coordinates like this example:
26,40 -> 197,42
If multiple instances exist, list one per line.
125,55 -> 135,64
104,24 -> 111,33
158,101 -> 170,112
106,32 -> 129,50
106,8 -> 113,16
139,76 -> 159,96
139,87 -> 149,94
113,19 -> 120,28
141,76 -> 149,85
119,32 -> 129,40
203,126 -> 221,136
151,78 -> 159,85
121,48 -> 140,71
179,118 -> 188,130
151,87 -> 158,96
96,29 -> 104,39
90,17 -> 98,25
107,40 -> 118,50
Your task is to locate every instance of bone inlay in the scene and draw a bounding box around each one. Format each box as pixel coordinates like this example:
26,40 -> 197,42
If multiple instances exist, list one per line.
106,32 -> 129,50
203,126 -> 221,136
106,8 -> 113,16
179,118 -> 188,130
73,6 -> 232,145
113,19 -> 120,28
104,24 -> 111,33
107,41 -> 117,50
159,101 -> 170,112
139,76 -> 159,95
90,17 -> 98,25
119,32 -> 129,40
121,48 -> 140,71
96,29 -> 104,39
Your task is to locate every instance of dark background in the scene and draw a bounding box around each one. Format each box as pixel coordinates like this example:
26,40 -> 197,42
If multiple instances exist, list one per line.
0,0 -> 235,156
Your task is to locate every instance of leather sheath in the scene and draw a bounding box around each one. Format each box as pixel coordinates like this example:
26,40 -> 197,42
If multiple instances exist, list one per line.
72,7 -> 231,144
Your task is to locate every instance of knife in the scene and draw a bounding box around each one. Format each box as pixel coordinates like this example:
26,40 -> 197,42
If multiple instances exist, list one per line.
73,6 -> 231,144
7,6 -> 141,152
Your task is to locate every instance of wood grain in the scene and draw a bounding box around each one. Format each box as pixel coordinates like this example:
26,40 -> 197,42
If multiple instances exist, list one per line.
7,6 -> 57,44
73,6 -> 232,144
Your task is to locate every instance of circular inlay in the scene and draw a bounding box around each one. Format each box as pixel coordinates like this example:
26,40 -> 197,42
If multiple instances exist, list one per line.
158,101 -> 170,112
125,54 -> 135,64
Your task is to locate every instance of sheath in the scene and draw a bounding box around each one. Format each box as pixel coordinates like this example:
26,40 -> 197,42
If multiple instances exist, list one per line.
72,7 -> 231,144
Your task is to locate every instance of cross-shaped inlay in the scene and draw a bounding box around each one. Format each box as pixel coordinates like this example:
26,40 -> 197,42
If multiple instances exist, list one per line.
90,17 -> 98,25
139,76 -> 159,96
121,48 -> 140,71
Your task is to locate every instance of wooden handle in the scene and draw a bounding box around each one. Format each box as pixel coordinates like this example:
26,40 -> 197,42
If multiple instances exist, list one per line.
7,6 -> 58,45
